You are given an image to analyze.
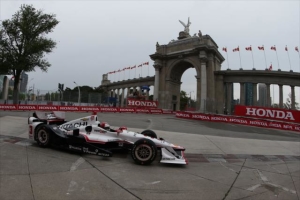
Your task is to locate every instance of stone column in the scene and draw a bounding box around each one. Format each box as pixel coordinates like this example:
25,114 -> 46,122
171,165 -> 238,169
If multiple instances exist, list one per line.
121,88 -> 124,107
196,76 -> 201,110
226,82 -> 233,114
291,85 -> 295,109
279,84 -> 283,108
207,55 -> 215,113
252,83 -> 257,106
146,88 -> 149,100
200,61 -> 207,112
266,84 -> 271,107
153,62 -> 162,101
215,75 -> 224,114
240,83 -> 245,105
117,88 -> 120,106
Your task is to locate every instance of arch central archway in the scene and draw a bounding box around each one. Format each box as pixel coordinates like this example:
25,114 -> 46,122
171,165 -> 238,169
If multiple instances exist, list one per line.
150,32 -> 225,111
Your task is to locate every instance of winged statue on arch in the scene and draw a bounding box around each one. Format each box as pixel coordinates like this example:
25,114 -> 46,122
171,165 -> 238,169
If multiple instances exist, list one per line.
179,17 -> 191,34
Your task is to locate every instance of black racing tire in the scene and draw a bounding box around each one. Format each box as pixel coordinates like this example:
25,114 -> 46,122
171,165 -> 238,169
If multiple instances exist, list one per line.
131,139 -> 157,165
140,129 -> 157,139
36,124 -> 51,147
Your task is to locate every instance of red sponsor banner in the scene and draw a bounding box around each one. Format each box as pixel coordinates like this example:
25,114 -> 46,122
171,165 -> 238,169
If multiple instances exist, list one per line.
127,99 -> 158,108
100,107 -> 119,112
119,108 -> 135,113
0,104 -> 18,110
191,113 -> 210,121
136,109 -> 150,113
149,109 -> 162,114
59,106 -> 80,111
16,105 -> 38,110
79,106 -> 101,112
235,105 -> 300,123
176,111 -> 300,133
162,110 -> 174,114
37,105 -> 59,111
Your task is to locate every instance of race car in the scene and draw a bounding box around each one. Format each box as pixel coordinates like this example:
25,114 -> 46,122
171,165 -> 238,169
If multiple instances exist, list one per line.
28,111 -> 187,165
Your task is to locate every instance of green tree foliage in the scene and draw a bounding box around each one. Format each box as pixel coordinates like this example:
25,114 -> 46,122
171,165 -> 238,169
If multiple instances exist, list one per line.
0,4 -> 59,104
180,90 -> 189,111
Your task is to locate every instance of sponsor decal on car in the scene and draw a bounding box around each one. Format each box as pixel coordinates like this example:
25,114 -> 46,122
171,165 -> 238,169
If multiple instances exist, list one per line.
58,121 -> 88,129
162,158 -> 176,160
69,145 -> 82,151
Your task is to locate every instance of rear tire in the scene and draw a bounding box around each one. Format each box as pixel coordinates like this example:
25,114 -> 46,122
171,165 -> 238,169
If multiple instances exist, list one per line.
36,125 -> 51,147
140,130 -> 157,139
131,139 -> 157,165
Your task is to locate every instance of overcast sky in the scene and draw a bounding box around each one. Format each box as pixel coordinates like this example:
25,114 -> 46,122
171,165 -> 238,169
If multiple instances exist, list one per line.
1,0 -> 300,103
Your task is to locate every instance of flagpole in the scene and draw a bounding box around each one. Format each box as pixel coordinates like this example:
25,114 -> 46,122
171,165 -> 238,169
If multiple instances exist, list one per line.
148,64 -> 149,76
286,46 -> 292,71
238,46 -> 242,68
141,65 -> 143,77
135,67 -> 136,78
263,46 -> 267,69
129,68 -> 131,79
226,48 -> 230,69
250,46 -> 255,69
274,45 -> 280,70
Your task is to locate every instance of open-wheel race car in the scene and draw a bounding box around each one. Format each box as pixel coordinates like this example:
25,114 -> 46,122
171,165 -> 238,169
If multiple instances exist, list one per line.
28,111 -> 188,165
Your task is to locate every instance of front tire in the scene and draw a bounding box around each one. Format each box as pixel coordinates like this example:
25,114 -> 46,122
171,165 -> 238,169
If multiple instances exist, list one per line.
36,125 -> 51,147
131,139 -> 157,165
140,130 -> 157,139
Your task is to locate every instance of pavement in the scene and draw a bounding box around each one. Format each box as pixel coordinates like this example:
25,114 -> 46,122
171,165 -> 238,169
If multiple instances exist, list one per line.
0,112 -> 299,200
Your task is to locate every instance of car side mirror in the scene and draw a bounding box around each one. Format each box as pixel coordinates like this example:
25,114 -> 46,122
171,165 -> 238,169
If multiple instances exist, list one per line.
85,126 -> 92,133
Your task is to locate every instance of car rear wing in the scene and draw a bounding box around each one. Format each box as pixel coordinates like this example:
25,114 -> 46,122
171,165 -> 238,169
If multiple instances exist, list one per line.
34,111 -> 65,120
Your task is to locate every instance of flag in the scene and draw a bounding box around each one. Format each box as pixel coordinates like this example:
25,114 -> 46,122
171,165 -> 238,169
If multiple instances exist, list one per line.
117,69 -> 121,72
123,67 -> 127,70
285,46 -> 288,51
269,64 -> 272,71
131,65 -> 136,69
143,62 -> 149,65
233,47 -> 239,52
258,46 -> 264,50
295,46 -> 299,52
126,67 -> 130,69
138,64 -> 142,67
245,46 -> 252,51
271,46 -> 276,51
222,47 -> 227,52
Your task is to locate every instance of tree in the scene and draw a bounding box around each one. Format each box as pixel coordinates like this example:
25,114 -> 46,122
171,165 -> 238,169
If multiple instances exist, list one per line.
180,90 -> 189,111
0,4 -> 59,104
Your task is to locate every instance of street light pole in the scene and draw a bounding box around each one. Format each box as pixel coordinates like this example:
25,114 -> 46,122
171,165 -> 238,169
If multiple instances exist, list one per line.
74,81 -> 81,105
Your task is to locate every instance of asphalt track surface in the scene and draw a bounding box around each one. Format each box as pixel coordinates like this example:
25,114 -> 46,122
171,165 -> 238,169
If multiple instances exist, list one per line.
0,111 -> 299,200
0,111 -> 299,142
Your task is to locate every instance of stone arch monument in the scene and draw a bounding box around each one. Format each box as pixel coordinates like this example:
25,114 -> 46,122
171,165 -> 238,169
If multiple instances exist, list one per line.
149,18 -> 225,111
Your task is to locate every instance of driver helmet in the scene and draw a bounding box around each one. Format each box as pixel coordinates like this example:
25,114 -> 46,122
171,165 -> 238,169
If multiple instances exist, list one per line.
100,122 -> 110,130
